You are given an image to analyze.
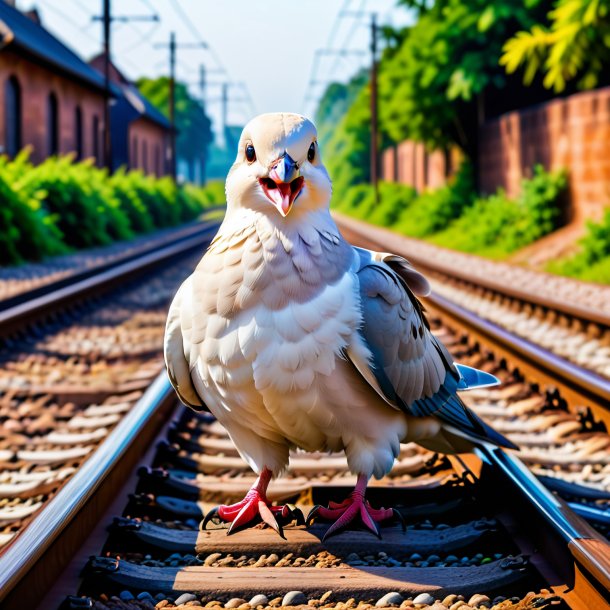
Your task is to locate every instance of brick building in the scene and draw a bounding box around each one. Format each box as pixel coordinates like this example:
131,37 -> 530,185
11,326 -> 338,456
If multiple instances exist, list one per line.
0,2 -> 110,164
89,53 -> 171,176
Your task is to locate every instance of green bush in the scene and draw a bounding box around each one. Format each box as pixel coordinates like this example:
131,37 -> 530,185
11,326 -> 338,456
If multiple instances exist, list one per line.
335,164 -> 567,260
394,162 -> 475,237
431,165 -> 567,257
191,180 -> 226,205
110,169 -> 155,234
0,166 -> 66,265
18,156 -> 132,249
547,208 -> 610,283
332,182 -> 417,226
0,151 -> 217,265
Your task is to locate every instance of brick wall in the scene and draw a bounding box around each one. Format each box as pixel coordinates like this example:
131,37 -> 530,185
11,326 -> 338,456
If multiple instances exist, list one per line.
382,142 -> 458,192
479,86 -> 610,223
384,86 -> 610,223
128,117 -> 168,177
0,49 -> 105,164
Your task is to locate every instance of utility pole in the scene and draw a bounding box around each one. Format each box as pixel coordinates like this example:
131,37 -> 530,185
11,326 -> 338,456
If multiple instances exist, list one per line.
199,65 -> 206,107
370,13 -> 379,206
221,82 -> 228,148
198,65 -> 206,185
103,0 -> 111,171
154,37 -> 207,182
94,3 -> 159,173
169,32 -> 176,180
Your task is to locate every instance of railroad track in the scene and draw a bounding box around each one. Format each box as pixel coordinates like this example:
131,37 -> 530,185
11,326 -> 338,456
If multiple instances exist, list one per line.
0,218 -> 222,338
1,212 -> 609,609
0,218 -> 221,556
334,215 -> 610,423
1,307 -> 609,609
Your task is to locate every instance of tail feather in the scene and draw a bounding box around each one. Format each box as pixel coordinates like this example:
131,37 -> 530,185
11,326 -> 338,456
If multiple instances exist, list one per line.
455,363 -> 500,391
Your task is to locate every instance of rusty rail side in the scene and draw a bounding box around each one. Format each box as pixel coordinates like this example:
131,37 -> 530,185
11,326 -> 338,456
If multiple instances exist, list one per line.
0,221 -> 220,338
335,213 -> 610,328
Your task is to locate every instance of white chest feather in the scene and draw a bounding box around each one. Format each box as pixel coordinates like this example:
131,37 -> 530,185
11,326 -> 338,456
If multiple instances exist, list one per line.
200,270 -> 361,393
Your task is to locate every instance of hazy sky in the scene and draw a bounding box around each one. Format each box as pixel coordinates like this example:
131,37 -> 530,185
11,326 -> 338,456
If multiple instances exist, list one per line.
17,0 -> 409,139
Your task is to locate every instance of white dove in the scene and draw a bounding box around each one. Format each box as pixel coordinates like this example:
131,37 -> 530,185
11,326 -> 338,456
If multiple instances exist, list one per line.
164,112 -> 516,539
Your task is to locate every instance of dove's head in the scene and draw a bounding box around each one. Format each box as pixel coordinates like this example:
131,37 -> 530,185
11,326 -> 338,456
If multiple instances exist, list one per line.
225,113 -> 331,219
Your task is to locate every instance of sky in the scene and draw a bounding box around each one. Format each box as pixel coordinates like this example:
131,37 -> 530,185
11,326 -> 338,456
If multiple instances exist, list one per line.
16,0 -> 410,142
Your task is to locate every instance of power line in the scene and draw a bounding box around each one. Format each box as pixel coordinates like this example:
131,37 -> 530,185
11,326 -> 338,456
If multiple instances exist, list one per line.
168,0 -> 256,117
38,0 -> 98,42
119,20 -> 159,55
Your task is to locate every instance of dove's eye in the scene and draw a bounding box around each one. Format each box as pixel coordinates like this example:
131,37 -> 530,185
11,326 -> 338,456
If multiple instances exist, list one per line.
308,142 -> 316,163
245,143 -> 256,163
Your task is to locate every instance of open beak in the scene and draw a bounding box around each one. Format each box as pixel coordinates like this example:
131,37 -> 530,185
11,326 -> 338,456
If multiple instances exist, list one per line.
259,153 -> 304,216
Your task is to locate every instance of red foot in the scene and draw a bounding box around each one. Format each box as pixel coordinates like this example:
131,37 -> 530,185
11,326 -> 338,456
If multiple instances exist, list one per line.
306,474 -> 404,540
200,469 -> 304,537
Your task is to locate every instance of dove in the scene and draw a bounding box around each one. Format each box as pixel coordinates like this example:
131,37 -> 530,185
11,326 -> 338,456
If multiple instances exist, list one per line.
164,112 -> 517,539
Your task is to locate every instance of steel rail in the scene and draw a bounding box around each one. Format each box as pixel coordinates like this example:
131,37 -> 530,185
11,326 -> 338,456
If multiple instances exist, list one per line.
334,213 -> 610,328
336,216 -> 610,413
476,445 -> 610,608
0,219 -> 221,338
0,214 -> 222,314
337,214 -> 610,606
0,372 -> 176,609
428,292 -> 610,409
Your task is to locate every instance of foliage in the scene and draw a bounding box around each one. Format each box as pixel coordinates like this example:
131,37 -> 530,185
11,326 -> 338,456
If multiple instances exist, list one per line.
323,86 -> 372,199
394,163 -> 475,237
0,152 -> 216,265
314,70 -> 368,151
0,155 -> 66,265
186,180 -> 226,206
430,165 -> 567,255
318,0 -> 549,204
332,182 -> 418,226
137,77 -> 213,165
501,0 -> 610,92
379,0 -> 548,156
547,208 -> 610,282
336,164 -> 566,258
17,156 -> 131,249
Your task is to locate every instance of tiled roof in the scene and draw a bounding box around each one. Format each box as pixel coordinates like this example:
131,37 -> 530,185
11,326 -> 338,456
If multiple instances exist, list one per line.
122,83 -> 171,129
0,2 -> 108,91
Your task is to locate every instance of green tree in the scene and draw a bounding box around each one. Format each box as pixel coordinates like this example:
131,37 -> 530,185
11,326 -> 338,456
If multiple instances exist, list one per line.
501,0 -> 610,92
314,70 -> 368,150
379,0 -> 548,158
137,77 -> 213,180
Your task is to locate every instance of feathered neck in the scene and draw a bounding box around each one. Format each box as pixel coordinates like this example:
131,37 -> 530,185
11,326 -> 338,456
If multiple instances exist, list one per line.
217,206 -> 341,245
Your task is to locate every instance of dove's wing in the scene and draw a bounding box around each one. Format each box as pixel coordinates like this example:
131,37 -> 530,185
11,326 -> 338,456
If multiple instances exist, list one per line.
348,247 -> 516,449
164,277 -> 207,411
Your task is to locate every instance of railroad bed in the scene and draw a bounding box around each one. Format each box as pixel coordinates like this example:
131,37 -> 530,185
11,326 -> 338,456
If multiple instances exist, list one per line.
335,215 -> 610,389
0,212 -> 609,609
2,314 -> 608,610
0,220 -> 220,551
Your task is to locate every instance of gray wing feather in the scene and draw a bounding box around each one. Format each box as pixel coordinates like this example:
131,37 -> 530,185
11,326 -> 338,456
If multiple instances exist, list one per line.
352,247 -> 516,450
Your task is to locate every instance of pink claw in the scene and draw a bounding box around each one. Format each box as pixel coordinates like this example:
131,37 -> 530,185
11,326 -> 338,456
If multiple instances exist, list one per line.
200,468 -> 303,538
315,496 -> 394,540
307,474 -> 396,540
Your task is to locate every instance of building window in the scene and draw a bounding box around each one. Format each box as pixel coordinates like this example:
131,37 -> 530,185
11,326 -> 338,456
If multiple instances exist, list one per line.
5,76 -> 21,158
92,115 -> 99,165
47,92 -> 59,155
132,136 -> 138,168
155,145 -> 160,176
142,140 -> 148,173
74,106 -> 83,160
